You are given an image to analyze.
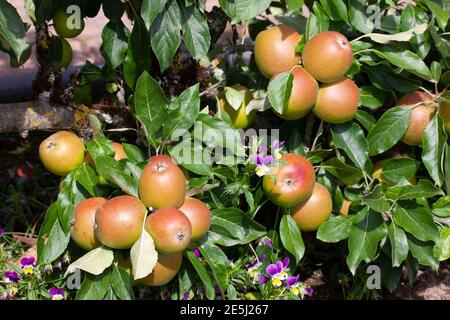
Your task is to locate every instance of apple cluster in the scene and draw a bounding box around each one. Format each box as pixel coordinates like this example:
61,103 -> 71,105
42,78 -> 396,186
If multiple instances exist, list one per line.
39,132 -> 212,286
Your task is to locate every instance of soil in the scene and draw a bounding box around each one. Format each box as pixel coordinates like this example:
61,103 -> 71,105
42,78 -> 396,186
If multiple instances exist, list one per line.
303,262 -> 450,300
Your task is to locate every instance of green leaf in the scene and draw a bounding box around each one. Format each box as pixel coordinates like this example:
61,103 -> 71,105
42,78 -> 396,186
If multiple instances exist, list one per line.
433,228 -> 450,261
331,122 -> 369,172
317,215 -> 353,243
393,202 -> 439,242
367,106 -> 412,156
134,71 -> 168,147
346,208 -> 386,275
375,48 -> 433,81
286,0 -> 304,11
37,203 -> 70,264
396,179 -> 444,200
76,271 -> 111,300
219,0 -> 272,22
267,71 -> 294,114
130,228 -> 158,280
124,20 -> 151,89
381,158 -> 418,184
209,208 -> 266,246
180,4 -> 211,59
86,137 -> 115,161
422,115 -> 446,187
150,0 -> 181,71
361,185 -> 391,213
122,143 -> 145,162
186,251 -> 215,300
100,21 -> 129,69
95,156 -> 139,197
163,84 -> 200,141
365,64 -> 419,93
199,242 -> 229,292
66,246 -> 114,276
319,0 -> 348,23
102,0 -> 125,21
141,0 -> 167,29
423,0 -> 448,30
58,172 -> 87,233
322,158 -> 363,185
75,164 -> 99,196
407,234 -> 439,270
387,223 -> 409,267
280,214 -> 305,263
111,265 -> 134,300
224,86 -> 245,111
349,0 -> 374,33
354,110 -> 376,132
359,85 -> 390,109
0,0 -> 30,65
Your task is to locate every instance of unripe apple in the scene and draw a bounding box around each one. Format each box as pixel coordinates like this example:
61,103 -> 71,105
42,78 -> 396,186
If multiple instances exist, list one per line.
53,9 -> 85,38
219,85 -> 256,129
139,158 -> 186,209
313,77 -> 360,124
302,31 -> 353,83
95,196 -> 147,249
263,153 -> 315,208
398,91 -> 437,146
291,183 -> 332,232
145,208 -> 192,254
51,37 -> 73,70
254,24 -> 302,78
178,197 -> 211,243
39,131 -> 85,176
273,66 -> 319,120
71,197 -> 106,250
140,253 -> 182,286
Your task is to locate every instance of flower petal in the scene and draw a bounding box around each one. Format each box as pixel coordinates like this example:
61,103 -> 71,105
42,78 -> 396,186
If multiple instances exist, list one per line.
266,264 -> 278,276
276,261 -> 284,273
262,155 -> 273,165
286,275 -> 299,286
258,144 -> 267,154
258,275 -> 269,285
282,257 -> 290,268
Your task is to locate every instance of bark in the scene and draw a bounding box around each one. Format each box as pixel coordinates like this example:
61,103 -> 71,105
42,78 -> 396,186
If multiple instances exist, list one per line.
0,94 -> 133,137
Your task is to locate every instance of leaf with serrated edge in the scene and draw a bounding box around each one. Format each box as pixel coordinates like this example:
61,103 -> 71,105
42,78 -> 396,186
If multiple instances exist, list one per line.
66,246 -> 114,276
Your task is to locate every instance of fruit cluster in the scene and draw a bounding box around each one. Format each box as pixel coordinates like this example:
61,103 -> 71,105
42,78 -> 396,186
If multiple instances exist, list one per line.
253,24 -> 450,143
254,25 -> 359,124
263,153 -> 332,232
39,131 -> 211,286
49,9 -> 86,70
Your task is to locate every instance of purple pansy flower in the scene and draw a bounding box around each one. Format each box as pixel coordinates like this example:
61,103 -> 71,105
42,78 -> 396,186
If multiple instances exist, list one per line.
258,144 -> 268,154
305,287 -> 314,296
192,248 -> 203,259
0,227 -> 5,236
286,275 -> 300,287
264,258 -> 290,287
254,154 -> 273,177
20,257 -> 35,275
3,271 -> 20,283
271,140 -> 285,160
49,288 -> 65,300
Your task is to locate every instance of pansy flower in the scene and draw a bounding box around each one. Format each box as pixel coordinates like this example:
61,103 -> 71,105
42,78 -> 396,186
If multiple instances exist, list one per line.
20,257 -> 35,275
271,140 -> 285,160
0,227 -> 4,236
49,288 -> 65,300
286,275 -> 301,295
254,154 -> 273,177
192,248 -> 203,260
3,271 -> 20,283
263,257 -> 290,287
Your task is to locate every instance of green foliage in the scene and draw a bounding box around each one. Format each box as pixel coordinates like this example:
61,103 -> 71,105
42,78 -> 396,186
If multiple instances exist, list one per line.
2,0 -> 449,300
